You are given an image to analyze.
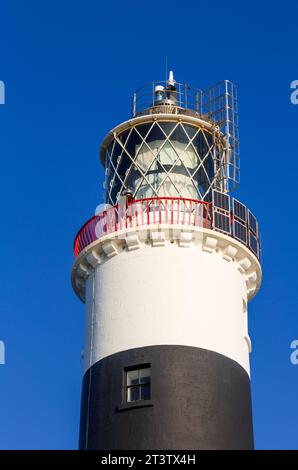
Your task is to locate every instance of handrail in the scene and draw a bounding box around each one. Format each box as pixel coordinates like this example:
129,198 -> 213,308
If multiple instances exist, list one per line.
73,196 -> 260,260
74,197 -> 212,257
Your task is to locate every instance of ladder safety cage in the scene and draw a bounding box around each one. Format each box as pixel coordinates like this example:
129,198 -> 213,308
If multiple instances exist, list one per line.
201,80 -> 240,192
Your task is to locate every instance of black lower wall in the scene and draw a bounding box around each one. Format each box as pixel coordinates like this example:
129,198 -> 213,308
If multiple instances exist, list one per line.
79,345 -> 254,450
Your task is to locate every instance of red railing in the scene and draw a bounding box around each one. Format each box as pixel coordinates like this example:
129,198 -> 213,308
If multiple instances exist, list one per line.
74,197 -> 212,257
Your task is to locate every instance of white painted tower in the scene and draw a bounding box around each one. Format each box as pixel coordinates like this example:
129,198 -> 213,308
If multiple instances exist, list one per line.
72,73 -> 262,450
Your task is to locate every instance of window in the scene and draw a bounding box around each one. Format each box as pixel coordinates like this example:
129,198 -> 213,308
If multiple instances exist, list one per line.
125,365 -> 151,402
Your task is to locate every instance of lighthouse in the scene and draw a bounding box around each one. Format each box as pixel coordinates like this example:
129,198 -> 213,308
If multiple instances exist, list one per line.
72,73 -> 262,450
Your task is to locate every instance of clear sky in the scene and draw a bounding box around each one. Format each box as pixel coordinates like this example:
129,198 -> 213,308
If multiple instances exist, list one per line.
0,0 -> 297,450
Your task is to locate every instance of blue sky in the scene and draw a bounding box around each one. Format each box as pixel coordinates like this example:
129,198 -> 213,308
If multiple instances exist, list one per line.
0,0 -> 297,449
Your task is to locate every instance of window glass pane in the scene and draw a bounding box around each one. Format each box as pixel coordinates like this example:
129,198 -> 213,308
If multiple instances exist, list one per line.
125,165 -> 143,193
183,124 -> 199,140
140,383 -> 151,400
146,123 -> 166,146
203,154 -> 214,181
135,142 -> 155,172
169,124 -> 189,145
192,131 -> 212,157
135,123 -> 152,139
118,129 -> 130,146
180,144 -> 198,169
159,141 -> 178,165
116,153 -> 131,181
125,128 -> 143,160
127,369 -> 139,386
159,121 -> 176,136
140,367 -> 151,384
193,167 -> 210,199
110,173 -> 123,204
127,386 -> 139,402
110,141 -> 122,165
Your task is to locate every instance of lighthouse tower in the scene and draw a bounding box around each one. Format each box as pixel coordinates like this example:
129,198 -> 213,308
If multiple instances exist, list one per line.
72,73 -> 262,450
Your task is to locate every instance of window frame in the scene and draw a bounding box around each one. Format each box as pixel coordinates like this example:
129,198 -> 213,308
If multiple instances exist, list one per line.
124,363 -> 151,404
